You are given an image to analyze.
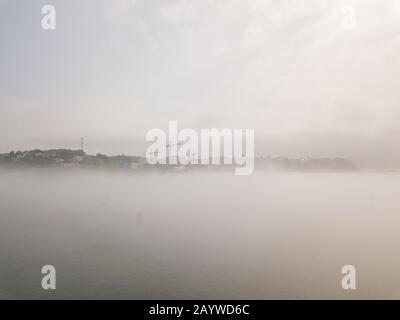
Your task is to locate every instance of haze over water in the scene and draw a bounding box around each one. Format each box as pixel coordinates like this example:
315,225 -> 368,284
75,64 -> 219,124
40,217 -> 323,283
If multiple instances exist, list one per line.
1,168 -> 399,299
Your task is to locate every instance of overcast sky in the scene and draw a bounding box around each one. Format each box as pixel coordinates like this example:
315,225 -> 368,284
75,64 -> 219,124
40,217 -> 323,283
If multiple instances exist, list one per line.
1,0 -> 400,166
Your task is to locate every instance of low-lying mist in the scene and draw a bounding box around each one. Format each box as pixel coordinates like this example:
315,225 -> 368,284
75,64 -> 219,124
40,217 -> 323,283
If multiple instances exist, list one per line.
0,168 -> 400,299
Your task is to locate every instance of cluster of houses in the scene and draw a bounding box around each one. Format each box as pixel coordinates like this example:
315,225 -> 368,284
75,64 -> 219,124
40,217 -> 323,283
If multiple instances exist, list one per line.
0,149 -> 146,169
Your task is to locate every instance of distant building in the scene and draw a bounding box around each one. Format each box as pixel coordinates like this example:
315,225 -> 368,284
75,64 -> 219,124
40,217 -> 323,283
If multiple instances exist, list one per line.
72,155 -> 84,163
45,151 -> 57,158
34,152 -> 45,158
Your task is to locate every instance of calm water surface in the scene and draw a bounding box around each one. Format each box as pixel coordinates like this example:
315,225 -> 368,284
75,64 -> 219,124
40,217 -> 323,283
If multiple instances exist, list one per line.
0,169 -> 399,299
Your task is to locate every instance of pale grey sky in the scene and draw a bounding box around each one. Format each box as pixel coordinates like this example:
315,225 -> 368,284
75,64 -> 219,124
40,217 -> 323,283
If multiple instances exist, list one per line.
1,0 -> 400,166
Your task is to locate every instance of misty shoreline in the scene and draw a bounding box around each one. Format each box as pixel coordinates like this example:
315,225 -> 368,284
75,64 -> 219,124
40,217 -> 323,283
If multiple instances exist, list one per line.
0,148 -> 365,173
